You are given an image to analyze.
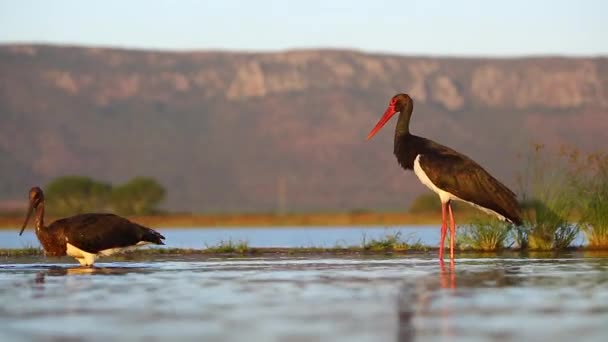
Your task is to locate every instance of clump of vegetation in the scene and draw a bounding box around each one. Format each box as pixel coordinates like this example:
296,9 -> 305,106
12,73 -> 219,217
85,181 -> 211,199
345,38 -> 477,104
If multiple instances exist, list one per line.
577,153 -> 608,248
458,217 -> 512,251
361,231 -> 425,251
0,246 -> 43,257
520,199 -> 579,250
204,239 -> 250,254
460,144 -> 607,251
516,144 -> 580,250
582,200 -> 608,248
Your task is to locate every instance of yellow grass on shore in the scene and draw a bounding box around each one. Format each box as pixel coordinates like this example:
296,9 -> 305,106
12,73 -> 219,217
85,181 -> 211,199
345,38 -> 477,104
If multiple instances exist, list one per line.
0,211 -> 469,229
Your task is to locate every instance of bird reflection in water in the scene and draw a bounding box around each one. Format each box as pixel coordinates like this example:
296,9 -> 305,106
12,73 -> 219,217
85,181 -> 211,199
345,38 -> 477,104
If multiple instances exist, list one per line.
397,260 -> 524,341
31,265 -> 148,288
438,259 -> 456,340
43,265 -> 147,276
439,258 -> 456,290
397,260 -> 457,342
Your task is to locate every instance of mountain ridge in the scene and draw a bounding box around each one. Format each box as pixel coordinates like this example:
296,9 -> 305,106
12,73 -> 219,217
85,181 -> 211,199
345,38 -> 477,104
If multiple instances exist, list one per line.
1,44 -> 606,212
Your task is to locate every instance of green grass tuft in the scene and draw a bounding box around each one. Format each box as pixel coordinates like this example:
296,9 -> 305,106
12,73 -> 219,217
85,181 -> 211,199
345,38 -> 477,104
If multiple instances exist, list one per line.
361,231 -> 425,252
517,145 -> 580,250
458,218 -> 512,251
522,199 -> 580,250
579,155 -> 608,248
203,239 -> 250,254
0,246 -> 44,257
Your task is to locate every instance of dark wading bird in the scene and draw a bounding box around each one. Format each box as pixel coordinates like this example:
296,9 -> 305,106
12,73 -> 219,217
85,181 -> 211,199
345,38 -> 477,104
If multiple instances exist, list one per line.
367,94 -> 522,260
20,187 -> 165,266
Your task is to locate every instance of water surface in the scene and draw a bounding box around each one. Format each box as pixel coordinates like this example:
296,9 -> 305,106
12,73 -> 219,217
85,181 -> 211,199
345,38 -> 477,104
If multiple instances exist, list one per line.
0,225 -> 587,249
0,255 -> 607,341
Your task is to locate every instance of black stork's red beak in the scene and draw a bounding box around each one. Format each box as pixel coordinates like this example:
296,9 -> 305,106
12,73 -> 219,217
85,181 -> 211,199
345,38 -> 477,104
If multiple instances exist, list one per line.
367,104 -> 397,140
19,199 -> 35,236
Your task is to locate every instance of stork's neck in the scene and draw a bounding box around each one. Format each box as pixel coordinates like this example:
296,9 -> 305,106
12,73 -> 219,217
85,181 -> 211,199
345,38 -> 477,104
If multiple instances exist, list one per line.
393,102 -> 416,170
35,203 -> 45,231
395,102 -> 413,137
393,102 -> 413,152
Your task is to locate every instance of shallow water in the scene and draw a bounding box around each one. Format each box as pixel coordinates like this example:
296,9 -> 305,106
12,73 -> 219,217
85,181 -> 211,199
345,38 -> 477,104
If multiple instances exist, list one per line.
0,225 -> 587,249
1,255 -> 607,341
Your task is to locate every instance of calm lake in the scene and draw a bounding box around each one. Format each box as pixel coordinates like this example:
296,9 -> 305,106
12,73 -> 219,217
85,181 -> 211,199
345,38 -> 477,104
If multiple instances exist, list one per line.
0,255 -> 607,341
0,225 -> 588,249
1,225 -> 603,341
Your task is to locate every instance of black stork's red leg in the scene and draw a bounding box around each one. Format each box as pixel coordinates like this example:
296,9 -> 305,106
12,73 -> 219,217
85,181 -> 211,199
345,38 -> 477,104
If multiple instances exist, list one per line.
439,202 -> 448,260
448,202 -> 456,260
367,93 -> 523,261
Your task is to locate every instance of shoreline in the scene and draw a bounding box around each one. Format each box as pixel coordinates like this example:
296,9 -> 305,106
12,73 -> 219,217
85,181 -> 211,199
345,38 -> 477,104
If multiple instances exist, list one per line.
2,246 -> 608,258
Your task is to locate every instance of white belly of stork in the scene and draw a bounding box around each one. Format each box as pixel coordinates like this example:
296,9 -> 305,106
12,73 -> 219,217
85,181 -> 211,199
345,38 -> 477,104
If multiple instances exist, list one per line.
66,241 -> 152,267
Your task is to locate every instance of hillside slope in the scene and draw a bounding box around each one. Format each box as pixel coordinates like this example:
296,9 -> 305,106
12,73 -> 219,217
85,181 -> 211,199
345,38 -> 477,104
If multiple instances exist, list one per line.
1,45 -> 606,212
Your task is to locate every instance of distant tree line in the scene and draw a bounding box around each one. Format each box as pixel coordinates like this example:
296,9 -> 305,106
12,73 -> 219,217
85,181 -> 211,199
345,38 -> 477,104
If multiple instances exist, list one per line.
45,176 -> 166,216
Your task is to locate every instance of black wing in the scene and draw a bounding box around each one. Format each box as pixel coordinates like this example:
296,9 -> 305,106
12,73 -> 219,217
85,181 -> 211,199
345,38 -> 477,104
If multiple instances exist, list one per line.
53,213 -> 165,254
418,144 -> 522,225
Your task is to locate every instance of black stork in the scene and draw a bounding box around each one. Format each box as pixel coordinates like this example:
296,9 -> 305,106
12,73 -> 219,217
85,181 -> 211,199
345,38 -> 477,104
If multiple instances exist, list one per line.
367,93 -> 522,260
19,187 -> 166,266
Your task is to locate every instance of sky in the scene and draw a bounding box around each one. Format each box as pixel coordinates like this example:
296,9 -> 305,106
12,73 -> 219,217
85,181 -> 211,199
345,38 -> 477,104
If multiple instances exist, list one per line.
0,0 -> 606,56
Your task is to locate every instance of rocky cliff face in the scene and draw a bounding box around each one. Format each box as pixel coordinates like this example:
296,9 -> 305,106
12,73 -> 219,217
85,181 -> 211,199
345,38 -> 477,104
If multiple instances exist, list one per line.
1,45 -> 606,212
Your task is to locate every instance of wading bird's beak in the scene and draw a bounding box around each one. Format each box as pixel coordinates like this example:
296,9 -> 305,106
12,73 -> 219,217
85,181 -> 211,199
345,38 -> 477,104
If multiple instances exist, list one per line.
367,105 -> 397,140
19,200 -> 35,236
